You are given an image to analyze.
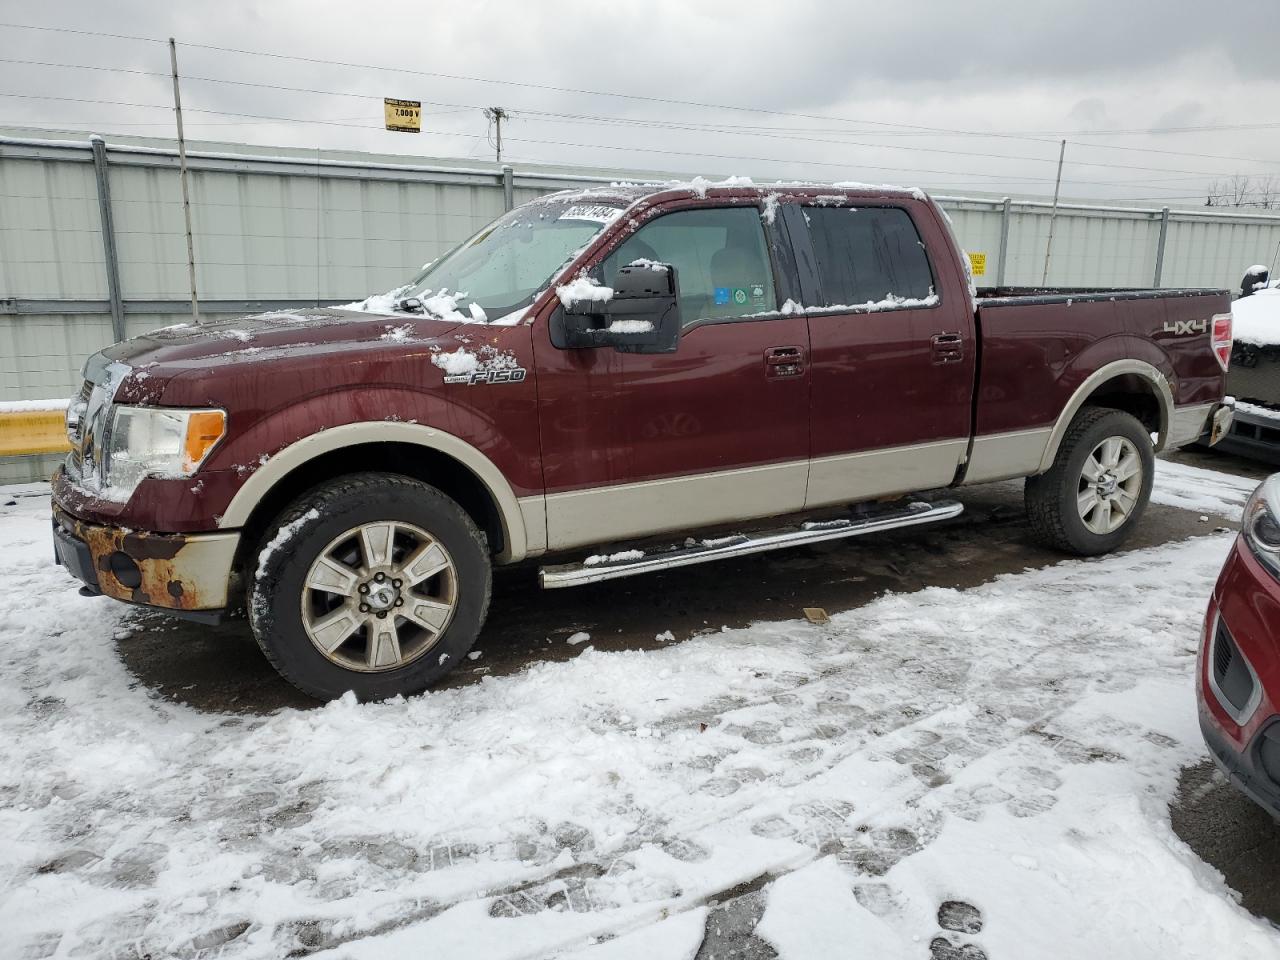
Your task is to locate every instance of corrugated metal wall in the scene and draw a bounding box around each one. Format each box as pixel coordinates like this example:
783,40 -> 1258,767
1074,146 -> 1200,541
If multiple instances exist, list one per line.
5,130 -> 1280,417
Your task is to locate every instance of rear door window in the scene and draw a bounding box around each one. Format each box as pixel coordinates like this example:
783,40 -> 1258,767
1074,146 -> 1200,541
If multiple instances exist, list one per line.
601,207 -> 777,324
804,206 -> 935,308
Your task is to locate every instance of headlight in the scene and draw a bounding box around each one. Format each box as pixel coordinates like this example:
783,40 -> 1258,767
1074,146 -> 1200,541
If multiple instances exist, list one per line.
104,406 -> 226,496
1243,474 -> 1280,577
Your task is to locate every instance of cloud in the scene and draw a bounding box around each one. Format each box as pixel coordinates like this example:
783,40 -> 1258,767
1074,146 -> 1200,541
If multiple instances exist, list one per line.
0,0 -> 1277,204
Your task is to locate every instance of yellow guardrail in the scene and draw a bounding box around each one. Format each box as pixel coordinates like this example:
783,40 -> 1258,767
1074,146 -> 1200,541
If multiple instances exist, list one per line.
0,408 -> 71,456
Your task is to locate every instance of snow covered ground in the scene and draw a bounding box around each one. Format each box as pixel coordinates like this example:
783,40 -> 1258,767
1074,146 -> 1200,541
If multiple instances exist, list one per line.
2,463 -> 1278,959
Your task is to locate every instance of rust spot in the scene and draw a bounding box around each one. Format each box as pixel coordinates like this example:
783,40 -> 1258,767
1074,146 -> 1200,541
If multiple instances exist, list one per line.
53,505 -> 222,612
121,533 -> 183,562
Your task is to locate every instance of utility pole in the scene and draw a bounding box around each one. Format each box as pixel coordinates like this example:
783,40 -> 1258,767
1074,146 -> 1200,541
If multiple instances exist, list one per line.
169,37 -> 200,322
1041,139 -> 1066,287
483,107 -> 509,163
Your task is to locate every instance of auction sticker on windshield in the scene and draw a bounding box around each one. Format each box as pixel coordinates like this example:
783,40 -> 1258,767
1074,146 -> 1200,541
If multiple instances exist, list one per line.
558,204 -> 621,224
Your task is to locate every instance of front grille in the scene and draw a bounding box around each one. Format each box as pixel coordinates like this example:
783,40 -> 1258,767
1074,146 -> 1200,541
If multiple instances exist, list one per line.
1211,616 -> 1259,722
63,358 -> 129,487
1214,627 -> 1235,681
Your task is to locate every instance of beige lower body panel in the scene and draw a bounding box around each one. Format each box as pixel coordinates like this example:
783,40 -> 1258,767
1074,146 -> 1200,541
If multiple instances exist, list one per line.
962,427 -> 1054,486
804,439 -> 968,509
517,495 -> 547,558
1166,402 -> 1215,450
544,460 -> 808,552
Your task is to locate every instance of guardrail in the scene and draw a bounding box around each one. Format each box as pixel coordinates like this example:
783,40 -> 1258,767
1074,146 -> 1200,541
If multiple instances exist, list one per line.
0,403 -> 71,457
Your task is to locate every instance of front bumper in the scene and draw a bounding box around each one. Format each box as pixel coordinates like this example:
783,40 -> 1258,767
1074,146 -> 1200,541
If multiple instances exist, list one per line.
1199,535 -> 1280,818
1200,707 -> 1280,820
51,503 -> 239,616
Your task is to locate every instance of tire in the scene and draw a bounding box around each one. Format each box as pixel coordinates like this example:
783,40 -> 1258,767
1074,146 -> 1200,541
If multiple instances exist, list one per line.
1024,407 -> 1155,556
247,472 -> 491,701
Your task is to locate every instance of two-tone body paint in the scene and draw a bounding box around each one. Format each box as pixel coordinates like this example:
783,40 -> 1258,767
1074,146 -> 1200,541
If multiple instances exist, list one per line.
50,183 -> 1231,612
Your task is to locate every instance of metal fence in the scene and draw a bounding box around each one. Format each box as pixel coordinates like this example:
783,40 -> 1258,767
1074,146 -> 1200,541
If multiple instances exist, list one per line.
4,129 -> 1280,481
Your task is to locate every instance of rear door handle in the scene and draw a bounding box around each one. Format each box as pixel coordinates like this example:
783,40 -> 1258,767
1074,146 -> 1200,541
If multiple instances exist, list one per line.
931,332 -> 964,364
765,345 -> 805,378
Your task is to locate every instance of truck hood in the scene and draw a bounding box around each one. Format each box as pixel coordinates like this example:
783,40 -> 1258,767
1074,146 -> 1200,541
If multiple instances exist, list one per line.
96,308 -> 475,405
102,308 -> 462,369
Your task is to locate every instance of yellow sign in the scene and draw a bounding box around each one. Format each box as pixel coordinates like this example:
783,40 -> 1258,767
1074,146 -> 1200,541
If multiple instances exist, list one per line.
384,98 -> 422,133
968,251 -> 987,277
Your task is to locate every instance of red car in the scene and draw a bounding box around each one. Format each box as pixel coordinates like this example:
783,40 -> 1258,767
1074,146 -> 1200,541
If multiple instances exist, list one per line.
1200,475 -> 1280,817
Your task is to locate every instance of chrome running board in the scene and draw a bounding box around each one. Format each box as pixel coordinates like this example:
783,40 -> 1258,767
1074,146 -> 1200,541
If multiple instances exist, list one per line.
538,499 -> 964,589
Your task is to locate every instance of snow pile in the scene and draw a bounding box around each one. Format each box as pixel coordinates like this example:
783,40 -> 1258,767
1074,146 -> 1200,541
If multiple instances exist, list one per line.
1232,288 -> 1280,347
430,348 -> 479,376
0,465 -> 1274,958
786,293 -> 939,314
833,180 -> 929,201
430,343 -> 519,378
380,324 -> 414,343
585,549 -> 646,566
761,193 -> 781,224
606,320 -> 654,334
1152,457 -> 1258,515
682,175 -> 755,198
1235,399 -> 1280,423
342,288 -> 492,326
557,276 -> 614,309
0,398 -> 68,413
255,508 -> 320,581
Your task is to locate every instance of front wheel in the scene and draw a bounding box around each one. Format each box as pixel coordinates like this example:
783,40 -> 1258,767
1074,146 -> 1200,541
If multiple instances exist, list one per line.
1025,407 -> 1155,556
248,473 -> 491,701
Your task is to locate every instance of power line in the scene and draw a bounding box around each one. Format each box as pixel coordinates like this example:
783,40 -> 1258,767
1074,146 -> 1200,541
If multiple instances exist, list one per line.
0,54 -> 1267,182
2,22 -> 1276,199
2,43 -> 1279,179
7,20 -> 1270,152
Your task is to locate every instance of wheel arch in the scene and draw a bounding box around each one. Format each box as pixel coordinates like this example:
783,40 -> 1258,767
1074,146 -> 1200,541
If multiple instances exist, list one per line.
220,422 -> 535,566
1036,359 -> 1174,474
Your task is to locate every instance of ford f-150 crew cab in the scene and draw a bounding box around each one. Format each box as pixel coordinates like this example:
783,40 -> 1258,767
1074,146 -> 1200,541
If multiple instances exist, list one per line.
51,180 -> 1236,700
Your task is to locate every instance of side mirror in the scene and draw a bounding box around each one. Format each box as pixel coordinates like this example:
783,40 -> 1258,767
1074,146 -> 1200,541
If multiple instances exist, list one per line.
552,263 -> 682,354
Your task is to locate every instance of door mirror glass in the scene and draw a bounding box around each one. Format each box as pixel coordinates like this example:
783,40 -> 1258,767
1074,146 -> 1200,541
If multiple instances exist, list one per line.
553,262 -> 681,354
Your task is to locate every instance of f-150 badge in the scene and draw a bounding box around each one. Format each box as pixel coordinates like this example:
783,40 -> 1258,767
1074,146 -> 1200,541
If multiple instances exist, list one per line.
443,368 -> 528,385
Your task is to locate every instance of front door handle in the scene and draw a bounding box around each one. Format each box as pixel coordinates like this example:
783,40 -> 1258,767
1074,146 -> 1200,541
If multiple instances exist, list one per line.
931,332 -> 964,364
765,345 -> 805,378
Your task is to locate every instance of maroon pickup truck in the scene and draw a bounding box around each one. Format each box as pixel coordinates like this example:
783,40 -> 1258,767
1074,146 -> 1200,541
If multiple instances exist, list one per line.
51,182 -> 1235,700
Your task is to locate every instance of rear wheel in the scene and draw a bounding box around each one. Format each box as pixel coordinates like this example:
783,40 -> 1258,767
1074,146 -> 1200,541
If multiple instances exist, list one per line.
1025,407 -> 1154,556
248,473 -> 491,701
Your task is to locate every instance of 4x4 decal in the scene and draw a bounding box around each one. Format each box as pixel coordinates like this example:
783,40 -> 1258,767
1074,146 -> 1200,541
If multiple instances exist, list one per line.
1163,318 -> 1209,336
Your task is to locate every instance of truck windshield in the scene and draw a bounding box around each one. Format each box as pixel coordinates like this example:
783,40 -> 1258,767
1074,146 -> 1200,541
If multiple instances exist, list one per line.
402,198 -> 624,320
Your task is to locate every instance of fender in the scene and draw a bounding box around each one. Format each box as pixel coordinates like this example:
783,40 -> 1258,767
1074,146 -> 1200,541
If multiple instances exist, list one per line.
1036,358 -> 1174,474
216,421 -> 537,564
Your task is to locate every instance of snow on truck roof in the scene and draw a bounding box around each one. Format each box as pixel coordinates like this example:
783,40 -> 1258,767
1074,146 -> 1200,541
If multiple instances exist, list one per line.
537,176 -> 930,208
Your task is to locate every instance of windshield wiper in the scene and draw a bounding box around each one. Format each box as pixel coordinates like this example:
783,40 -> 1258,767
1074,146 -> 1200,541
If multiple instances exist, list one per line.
395,297 -> 425,313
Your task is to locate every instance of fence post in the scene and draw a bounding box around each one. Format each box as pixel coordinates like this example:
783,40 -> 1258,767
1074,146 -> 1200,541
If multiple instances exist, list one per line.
1153,206 -> 1170,288
89,135 -> 125,342
996,197 -> 1012,287
502,165 -> 514,212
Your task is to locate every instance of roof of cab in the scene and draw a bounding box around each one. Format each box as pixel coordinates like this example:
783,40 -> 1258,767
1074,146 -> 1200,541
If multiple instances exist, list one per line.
536,178 -> 929,210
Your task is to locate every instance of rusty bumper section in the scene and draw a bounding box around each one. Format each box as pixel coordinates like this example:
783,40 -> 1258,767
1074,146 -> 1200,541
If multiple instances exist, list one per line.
52,505 -> 240,615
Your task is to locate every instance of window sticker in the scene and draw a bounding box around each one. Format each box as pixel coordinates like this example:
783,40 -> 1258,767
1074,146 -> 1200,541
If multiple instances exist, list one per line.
732,288 -> 749,307
749,283 -> 767,308
714,287 -> 732,305
557,204 -> 621,225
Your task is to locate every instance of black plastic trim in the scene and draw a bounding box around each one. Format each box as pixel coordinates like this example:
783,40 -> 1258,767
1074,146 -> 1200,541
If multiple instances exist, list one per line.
978,286 -> 1228,308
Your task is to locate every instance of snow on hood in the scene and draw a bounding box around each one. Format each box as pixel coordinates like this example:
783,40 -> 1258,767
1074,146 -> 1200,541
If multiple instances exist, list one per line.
1231,288 -> 1280,347
339,287 -> 524,327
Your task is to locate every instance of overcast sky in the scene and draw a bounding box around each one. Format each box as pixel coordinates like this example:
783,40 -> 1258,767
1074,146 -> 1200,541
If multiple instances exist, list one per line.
0,0 -> 1277,205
